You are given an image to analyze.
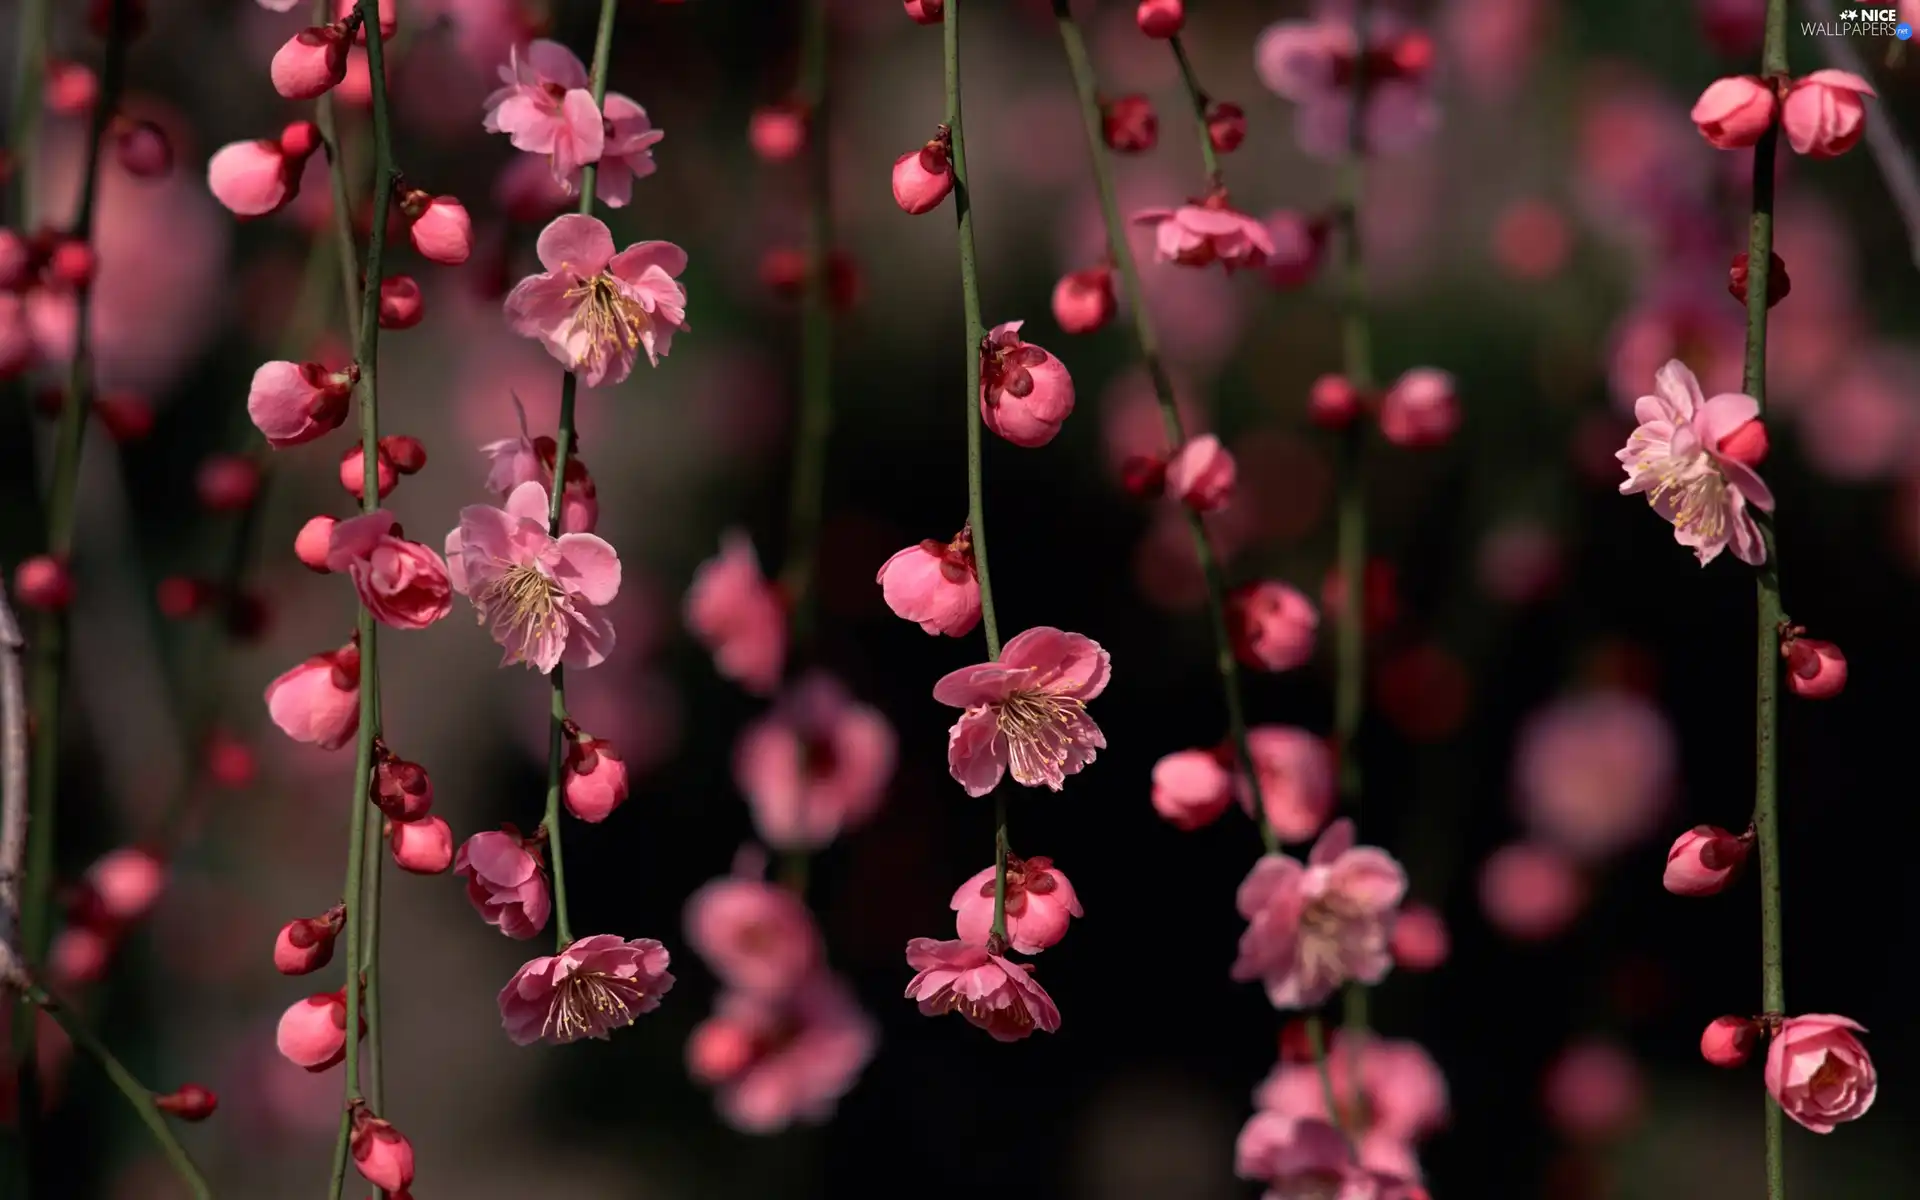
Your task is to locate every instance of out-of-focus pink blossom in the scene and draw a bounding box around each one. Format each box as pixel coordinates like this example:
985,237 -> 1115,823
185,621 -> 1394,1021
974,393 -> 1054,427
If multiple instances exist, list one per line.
749,103 -> 807,161
980,320 -> 1074,447
1238,726 -> 1336,844
1662,824 -> 1750,896
13,555 -> 73,613
902,938 -> 1060,1042
1252,1030 -> 1448,1180
1263,210 -> 1325,288
734,673 -> 896,851
1479,841 -> 1586,941
1052,266 -> 1116,335
456,827 -> 551,939
1233,819 -> 1406,1008
388,816 -> 454,874
1136,0 -> 1184,37
152,1084 -> 218,1122
1133,201 -> 1275,271
378,275 -> 424,329
684,869 -> 821,996
1165,434 -> 1236,511
112,118 -> 173,179
1542,1040 -> 1645,1141
1255,15 -> 1439,158
1390,903 -> 1449,971
482,41 -> 604,186
77,847 -> 166,925
685,531 -> 786,695
688,976 -> 877,1133
1378,369 -> 1459,448
1766,1015 -> 1876,1132
503,213 -> 687,386
903,0 -> 943,24
1784,634 -> 1846,699
563,732 -> 629,822
446,481 -> 620,673
324,510 -> 453,631
1798,349 -> 1918,481
1618,359 -> 1774,566
1151,748 -> 1233,831
934,626 -> 1109,796
1102,94 -> 1158,152
1477,519 -> 1562,604
1607,289 -> 1745,416
951,855 -> 1081,954
1781,70 -> 1873,160
1308,373 -> 1364,429
1514,690 -> 1675,861
1690,75 -> 1777,149
578,93 -> 663,207
1207,101 -> 1247,153
1237,1113 -> 1414,1198
499,934 -> 675,1045
1491,197 -> 1572,281
264,640 -> 360,749
878,529 -> 981,637
1227,581 -> 1318,672
1697,0 -> 1765,55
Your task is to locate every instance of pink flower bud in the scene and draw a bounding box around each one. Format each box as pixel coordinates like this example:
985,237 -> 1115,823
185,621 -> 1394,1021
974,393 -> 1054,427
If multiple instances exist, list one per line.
1165,434 -> 1236,512
279,119 -> 322,161
1715,417 -> 1768,467
273,906 -> 345,975
349,1107 -> 415,1193
377,434 -> 427,474
1101,94 -> 1158,153
264,640 -> 360,750
195,454 -> 261,512
1784,636 -> 1846,699
1662,824 -> 1750,896
1051,266 -> 1115,335
207,139 -> 299,218
1727,250 -> 1790,309
388,816 -> 454,874
155,574 -> 212,618
47,240 -> 95,288
1781,70 -> 1874,160
892,141 -> 954,215
1378,368 -> 1460,449
271,24 -> 350,101
980,320 -> 1075,447
14,555 -> 74,611
687,1016 -> 756,1083
1690,75 -> 1777,150
1766,1014 -> 1876,1131
339,444 -> 398,501
1206,102 -> 1246,153
1262,210 -> 1324,289
400,192 -> 472,264
903,0 -> 943,22
372,754 -> 433,821
1701,1015 -> 1759,1068
204,730 -> 257,787
94,392 -> 154,441
50,927 -> 112,988
153,1083 -> 218,1121
564,734 -> 630,822
454,827 -> 550,940
276,990 -> 349,1071
1307,373 -> 1363,429
295,516 -> 338,572
111,118 -> 172,179
1150,748 -> 1232,831
44,60 -> 97,116
1225,581 -> 1318,672
748,103 -> 807,162
1390,902 -> 1450,971
377,275 -> 424,330
1136,0 -> 1184,38
247,360 -> 352,447
878,532 -> 981,637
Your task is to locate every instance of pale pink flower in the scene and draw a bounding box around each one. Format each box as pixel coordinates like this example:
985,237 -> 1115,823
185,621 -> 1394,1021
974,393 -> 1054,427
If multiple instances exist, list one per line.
687,975 -> 877,1134
1781,70 -> 1873,160
1232,818 -> 1405,1008
263,640 -> 360,749
877,529 -> 981,637
499,934 -> 675,1045
933,626 -> 1110,796
685,531 -> 787,695
1513,690 -> 1675,861
446,480 -> 620,673
455,827 -> 551,940
1227,581 -> 1319,672
324,510 -> 453,631
503,213 -> 689,386
1617,359 -> 1775,566
1151,747 -> 1233,831
1542,1040 -> 1645,1141
980,320 -> 1075,448
1133,201 -> 1275,271
478,398 -> 598,532
684,867 -> 822,996
1690,75 -> 1778,150
1479,841 -> 1585,941
1237,1113 -> 1418,1199
576,94 -> 662,207
1766,1014 -> 1876,1132
482,40 -> 605,186
1255,15 -> 1439,158
951,855 -> 1082,953
1253,1031 -> 1448,1180
902,937 -> 1061,1042
1238,726 -> 1336,845
1377,369 -> 1459,449
733,673 -> 895,851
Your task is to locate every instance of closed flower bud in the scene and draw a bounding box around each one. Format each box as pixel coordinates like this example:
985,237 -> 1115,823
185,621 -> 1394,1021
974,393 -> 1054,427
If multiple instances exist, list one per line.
1226,581 -> 1318,672
1150,748 -> 1232,831
339,444 -> 398,500
1101,94 -> 1158,153
1716,417 -> 1769,467
877,532 -> 981,637
1307,373 -> 1363,429
378,434 -> 427,474
153,1083 -> 218,1121
980,320 -> 1074,447
388,815 -> 454,874
1701,1015 -> 1759,1068
903,0 -> 943,23
564,733 -> 630,822
399,191 -> 472,264
349,1106 -> 416,1194
274,906 -> 346,975
1784,636 -> 1845,699
1781,70 -> 1874,160
1206,102 -> 1246,153
47,240 -> 95,288
295,516 -> 338,572
372,753 -> 433,821
112,118 -> 173,179
1690,75 -> 1777,150
1727,250 -> 1790,310
248,360 -> 353,447
377,275 -> 424,330
14,555 -> 74,612
1051,266 -> 1116,335
1165,434 -> 1236,511
271,24 -> 350,101
892,139 -> 954,215
276,989 -> 350,1071
1136,0 -> 1184,38
204,730 -> 257,787
1662,824 -> 1750,896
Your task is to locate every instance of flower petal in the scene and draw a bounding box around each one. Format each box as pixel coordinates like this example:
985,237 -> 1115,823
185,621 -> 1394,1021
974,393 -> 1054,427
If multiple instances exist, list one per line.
534,213 -> 616,276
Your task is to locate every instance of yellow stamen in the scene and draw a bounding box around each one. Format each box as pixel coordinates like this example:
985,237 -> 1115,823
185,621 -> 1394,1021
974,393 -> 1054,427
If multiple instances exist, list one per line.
562,272 -> 649,373
476,563 -> 566,661
545,972 -> 650,1042
996,690 -> 1087,787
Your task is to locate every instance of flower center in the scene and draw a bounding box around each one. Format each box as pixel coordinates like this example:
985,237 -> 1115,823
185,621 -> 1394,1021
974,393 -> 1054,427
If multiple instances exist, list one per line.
563,272 -> 649,371
1809,1052 -> 1849,1100
1648,455 -> 1731,543
478,562 -> 566,636
1299,893 -> 1367,986
548,970 -> 651,1041
996,689 -> 1087,787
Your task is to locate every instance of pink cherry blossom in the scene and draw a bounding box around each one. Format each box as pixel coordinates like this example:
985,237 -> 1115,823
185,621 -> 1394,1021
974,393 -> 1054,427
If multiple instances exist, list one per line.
482,40 -> 605,186
1617,359 -> 1775,566
324,510 -> 453,631
1479,841 -> 1586,941
575,93 -> 663,207
276,990 -> 350,1071
933,626 -> 1110,796
951,855 -> 1082,953
1237,1113 -> 1419,1199
1513,690 -> 1675,861
455,827 -> 551,939
446,480 -> 620,673
1237,726 -> 1336,845
1227,581 -> 1319,672
1232,818 -> 1406,1008
388,815 -> 454,874
1781,70 -> 1874,160
684,867 -> 822,996
1690,75 -> 1778,150
687,975 -> 877,1134
498,934 -> 675,1045
685,531 -> 787,695
1765,1014 -> 1876,1132
263,640 -> 360,749
503,214 -> 689,386
1377,369 -> 1459,449
246,360 -> 354,447
1165,434 -> 1236,510
1252,1031 -> 1448,1181
877,528 -> 981,637
1255,14 -> 1439,159
1151,748 -> 1234,831
348,1108 -> 414,1194
478,399 -> 598,532
1542,1040 -> 1645,1141
980,320 -> 1075,447
902,937 -> 1061,1042
1663,824 -> 1751,896
1132,201 -> 1276,271
733,673 -> 896,851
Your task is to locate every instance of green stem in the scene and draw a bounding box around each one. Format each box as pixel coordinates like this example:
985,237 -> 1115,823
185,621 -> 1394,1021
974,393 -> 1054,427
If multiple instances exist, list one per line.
1748,5 -> 1788,1197
362,804 -> 384,1116
1167,36 -> 1221,187
1303,1014 -> 1346,1140
780,0 -> 834,649
1049,0 -> 1273,854
12,0 -> 133,1171
542,665 -> 575,949
5,0 -> 50,225
314,0 -> 363,326
988,792 -> 1009,945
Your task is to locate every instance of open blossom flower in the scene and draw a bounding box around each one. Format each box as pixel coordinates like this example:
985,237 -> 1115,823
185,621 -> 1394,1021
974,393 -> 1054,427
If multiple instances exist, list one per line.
1617,359 -> 1774,566
1133,200 -> 1275,271
877,528 -> 980,637
933,626 -> 1110,796
685,531 -> 787,695
1514,690 -> 1675,861
687,975 -> 877,1134
1766,1014 -> 1876,1132
264,639 -> 359,749
1228,581 -> 1318,672
324,510 -> 453,630
480,399 -> 598,533
446,480 -> 620,673
482,40 -> 605,186
1255,14 -> 1438,158
733,673 -> 896,851
951,855 -> 1081,953
1233,818 -> 1407,1009
1236,726 -> 1336,845
902,937 -> 1060,1042
980,321 -> 1074,447
1237,1113 -> 1420,1199
685,868 -> 822,996
503,214 -> 689,387
499,934 -> 675,1045
455,826 -> 551,940
1251,1031 -> 1448,1183
576,94 -> 663,206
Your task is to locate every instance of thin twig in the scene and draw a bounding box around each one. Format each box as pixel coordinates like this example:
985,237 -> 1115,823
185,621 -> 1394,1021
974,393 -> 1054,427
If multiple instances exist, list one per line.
0,583 -> 25,958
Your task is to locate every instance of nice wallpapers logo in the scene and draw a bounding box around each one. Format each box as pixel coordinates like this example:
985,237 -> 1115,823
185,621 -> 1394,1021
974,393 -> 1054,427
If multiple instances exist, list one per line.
1800,2 -> 1912,37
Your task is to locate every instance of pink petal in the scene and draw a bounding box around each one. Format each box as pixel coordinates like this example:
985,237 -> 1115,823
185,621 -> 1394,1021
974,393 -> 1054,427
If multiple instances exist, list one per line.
324,510 -> 397,572
525,39 -> 590,89
505,481 -> 551,524
535,213 -> 616,276
553,533 -> 621,605
946,708 -> 1007,797
931,663 -> 1031,708
1799,69 -> 1874,97
1695,393 -> 1760,445
1310,817 -> 1357,866
560,603 -> 616,669
1653,359 -> 1704,422
610,239 -> 688,283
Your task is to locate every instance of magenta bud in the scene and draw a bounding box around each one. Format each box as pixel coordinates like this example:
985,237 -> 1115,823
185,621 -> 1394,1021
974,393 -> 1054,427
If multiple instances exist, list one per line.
1701,1015 -> 1760,1068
